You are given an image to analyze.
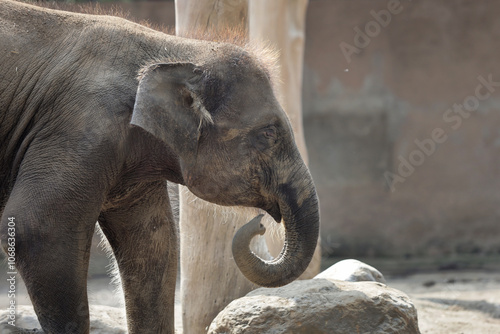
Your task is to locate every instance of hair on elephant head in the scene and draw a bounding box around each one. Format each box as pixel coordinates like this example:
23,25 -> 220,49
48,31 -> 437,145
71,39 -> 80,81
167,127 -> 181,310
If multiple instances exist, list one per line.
131,45 -> 320,287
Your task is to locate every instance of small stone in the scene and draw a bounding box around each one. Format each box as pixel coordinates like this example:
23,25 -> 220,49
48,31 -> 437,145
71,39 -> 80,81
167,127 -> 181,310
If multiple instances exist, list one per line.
423,280 -> 436,287
315,259 -> 386,283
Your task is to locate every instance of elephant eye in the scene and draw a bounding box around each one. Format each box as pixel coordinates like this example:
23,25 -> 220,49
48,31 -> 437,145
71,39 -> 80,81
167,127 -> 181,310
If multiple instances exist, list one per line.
263,127 -> 276,140
251,126 -> 278,151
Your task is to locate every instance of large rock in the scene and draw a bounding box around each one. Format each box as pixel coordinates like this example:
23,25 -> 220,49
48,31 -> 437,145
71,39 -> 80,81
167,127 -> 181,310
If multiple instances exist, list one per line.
315,259 -> 386,283
208,279 -> 420,334
0,305 -> 126,334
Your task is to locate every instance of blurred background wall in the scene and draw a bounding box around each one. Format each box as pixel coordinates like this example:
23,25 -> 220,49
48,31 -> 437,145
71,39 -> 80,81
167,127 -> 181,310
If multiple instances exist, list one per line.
302,0 -> 500,262
95,0 -> 500,263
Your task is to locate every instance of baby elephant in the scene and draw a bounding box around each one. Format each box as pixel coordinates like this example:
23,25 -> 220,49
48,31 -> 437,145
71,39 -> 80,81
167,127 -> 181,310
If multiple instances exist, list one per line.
0,1 -> 320,333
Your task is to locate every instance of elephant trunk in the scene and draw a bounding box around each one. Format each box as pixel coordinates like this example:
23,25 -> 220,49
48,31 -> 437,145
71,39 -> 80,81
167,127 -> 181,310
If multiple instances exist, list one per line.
232,168 -> 320,287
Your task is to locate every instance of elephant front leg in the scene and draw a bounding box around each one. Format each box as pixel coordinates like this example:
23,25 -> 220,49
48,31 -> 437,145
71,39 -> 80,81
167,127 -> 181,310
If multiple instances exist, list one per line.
0,182 -> 99,334
98,181 -> 178,334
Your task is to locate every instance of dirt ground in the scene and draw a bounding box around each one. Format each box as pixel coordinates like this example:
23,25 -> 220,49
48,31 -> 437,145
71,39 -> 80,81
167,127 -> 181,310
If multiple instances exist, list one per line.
1,254 -> 499,333
389,271 -> 500,334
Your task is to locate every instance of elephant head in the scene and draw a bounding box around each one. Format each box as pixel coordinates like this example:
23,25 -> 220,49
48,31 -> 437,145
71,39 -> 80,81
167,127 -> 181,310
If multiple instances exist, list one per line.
131,47 -> 319,287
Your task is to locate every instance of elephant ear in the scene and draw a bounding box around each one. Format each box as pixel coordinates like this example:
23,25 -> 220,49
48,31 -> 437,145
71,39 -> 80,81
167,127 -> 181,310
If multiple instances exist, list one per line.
131,62 -> 212,162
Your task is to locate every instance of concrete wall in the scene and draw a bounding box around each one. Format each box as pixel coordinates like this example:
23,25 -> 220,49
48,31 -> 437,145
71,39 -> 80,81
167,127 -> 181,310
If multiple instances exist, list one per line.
303,0 -> 500,257
106,0 -> 500,258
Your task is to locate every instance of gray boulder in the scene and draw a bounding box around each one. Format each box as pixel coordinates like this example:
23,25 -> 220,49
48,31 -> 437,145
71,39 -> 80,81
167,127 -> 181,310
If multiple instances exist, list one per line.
208,279 -> 420,334
315,259 -> 386,283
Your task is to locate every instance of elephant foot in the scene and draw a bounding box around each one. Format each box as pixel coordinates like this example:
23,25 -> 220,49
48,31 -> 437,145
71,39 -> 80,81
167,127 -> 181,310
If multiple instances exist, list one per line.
0,323 -> 44,333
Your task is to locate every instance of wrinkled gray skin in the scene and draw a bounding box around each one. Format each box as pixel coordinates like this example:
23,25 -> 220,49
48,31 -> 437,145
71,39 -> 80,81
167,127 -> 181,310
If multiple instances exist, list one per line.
0,1 -> 319,333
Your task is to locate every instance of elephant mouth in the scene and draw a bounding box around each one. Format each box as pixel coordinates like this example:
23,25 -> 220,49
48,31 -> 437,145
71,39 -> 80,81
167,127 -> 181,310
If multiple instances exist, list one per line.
264,202 -> 282,223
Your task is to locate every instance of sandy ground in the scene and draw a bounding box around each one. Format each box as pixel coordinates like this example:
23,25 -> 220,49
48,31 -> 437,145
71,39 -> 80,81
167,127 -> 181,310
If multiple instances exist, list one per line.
389,271 -> 500,334
1,254 -> 499,333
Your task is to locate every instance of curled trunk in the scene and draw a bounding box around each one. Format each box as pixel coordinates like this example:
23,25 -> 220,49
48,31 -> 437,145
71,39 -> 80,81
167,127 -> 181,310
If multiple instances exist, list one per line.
232,173 -> 320,287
